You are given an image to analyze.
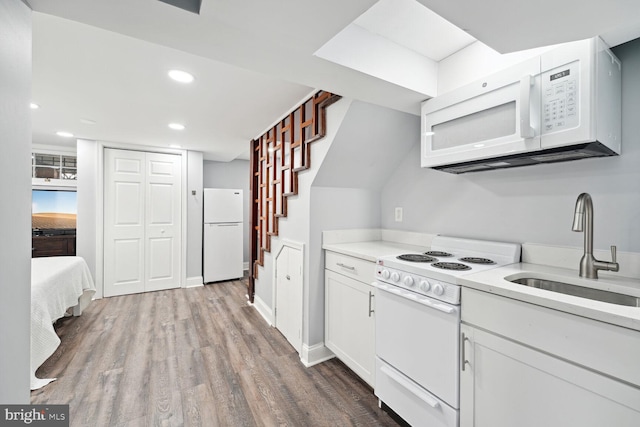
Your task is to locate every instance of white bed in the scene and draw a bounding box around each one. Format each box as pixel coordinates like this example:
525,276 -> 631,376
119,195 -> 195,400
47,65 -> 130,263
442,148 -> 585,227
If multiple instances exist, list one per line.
31,256 -> 96,390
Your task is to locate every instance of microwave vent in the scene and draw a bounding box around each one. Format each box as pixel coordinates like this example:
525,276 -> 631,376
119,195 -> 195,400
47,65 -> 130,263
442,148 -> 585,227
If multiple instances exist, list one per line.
433,141 -> 617,174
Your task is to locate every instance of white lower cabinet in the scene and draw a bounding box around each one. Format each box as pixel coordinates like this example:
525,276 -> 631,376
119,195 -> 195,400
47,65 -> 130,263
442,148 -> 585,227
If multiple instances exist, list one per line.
325,254 -> 375,387
461,288 -> 640,427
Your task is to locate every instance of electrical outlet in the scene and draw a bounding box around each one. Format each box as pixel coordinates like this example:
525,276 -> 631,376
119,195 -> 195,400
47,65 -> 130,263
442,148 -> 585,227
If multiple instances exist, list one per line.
395,207 -> 403,222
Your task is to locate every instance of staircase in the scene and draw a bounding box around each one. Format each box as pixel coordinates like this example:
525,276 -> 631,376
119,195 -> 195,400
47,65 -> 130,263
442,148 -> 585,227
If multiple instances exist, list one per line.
248,90 -> 341,302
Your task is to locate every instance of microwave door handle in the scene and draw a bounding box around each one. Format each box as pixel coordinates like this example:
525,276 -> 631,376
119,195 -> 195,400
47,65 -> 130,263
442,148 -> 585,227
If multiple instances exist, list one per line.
520,75 -> 535,139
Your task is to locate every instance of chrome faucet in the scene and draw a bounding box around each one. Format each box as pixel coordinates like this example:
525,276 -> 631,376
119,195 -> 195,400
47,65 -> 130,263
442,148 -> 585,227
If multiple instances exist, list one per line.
571,193 -> 619,279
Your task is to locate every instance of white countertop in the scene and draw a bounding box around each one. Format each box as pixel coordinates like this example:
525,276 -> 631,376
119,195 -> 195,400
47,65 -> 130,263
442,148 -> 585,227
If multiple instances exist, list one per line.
459,263 -> 640,332
322,241 -> 428,262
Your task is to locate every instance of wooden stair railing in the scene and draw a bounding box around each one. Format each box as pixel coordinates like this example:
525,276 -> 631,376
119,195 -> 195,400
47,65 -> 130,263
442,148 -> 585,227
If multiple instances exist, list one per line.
248,90 -> 341,302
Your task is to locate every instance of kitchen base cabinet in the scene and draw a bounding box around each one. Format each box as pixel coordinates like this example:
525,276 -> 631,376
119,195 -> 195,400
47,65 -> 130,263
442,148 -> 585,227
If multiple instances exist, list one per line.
461,288 -> 640,427
325,259 -> 375,387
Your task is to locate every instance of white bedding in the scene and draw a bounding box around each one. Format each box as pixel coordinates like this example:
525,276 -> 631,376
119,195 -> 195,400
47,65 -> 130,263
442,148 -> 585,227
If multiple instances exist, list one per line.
31,256 -> 96,390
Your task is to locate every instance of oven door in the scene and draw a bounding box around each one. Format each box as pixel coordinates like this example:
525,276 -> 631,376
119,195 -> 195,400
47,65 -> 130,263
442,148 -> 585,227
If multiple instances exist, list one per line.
421,56 -> 541,169
375,282 -> 460,408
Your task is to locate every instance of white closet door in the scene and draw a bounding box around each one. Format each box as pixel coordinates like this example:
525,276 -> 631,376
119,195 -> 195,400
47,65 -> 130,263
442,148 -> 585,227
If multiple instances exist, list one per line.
275,245 -> 303,353
104,149 -> 182,297
104,149 -> 146,297
145,152 -> 181,292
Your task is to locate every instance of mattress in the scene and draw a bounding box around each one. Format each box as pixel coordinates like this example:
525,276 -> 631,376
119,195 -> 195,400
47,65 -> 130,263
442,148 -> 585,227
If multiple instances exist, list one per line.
31,256 -> 96,390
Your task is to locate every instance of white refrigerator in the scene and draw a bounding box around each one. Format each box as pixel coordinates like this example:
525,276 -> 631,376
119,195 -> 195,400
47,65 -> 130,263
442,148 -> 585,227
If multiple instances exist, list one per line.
203,188 -> 244,283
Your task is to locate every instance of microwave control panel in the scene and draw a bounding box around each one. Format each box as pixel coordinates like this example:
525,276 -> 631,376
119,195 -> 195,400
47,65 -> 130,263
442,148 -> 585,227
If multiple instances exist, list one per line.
541,61 -> 579,134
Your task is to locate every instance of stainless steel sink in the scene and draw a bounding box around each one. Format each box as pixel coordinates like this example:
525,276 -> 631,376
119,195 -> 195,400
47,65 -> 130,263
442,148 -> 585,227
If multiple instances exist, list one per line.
509,278 -> 640,307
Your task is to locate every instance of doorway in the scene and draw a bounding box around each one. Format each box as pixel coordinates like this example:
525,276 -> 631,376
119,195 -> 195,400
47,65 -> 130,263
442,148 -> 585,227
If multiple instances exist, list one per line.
103,148 -> 182,297
274,241 -> 303,353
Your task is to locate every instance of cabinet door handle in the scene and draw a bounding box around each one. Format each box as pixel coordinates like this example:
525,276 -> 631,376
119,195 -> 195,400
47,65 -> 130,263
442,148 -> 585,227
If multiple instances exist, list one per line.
461,332 -> 470,371
368,291 -> 374,317
380,365 -> 440,409
336,262 -> 355,271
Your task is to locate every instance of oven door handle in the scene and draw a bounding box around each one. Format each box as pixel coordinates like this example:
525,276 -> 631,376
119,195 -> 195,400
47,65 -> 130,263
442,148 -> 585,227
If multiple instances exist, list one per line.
376,282 -> 456,314
380,365 -> 441,409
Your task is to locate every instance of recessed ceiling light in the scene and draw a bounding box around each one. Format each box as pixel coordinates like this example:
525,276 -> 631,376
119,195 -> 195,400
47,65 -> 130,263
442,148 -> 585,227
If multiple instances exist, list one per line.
169,144 -> 182,148
168,70 -> 194,83
56,131 -> 74,138
168,123 -> 185,130
80,118 -> 97,125
30,103 -> 40,109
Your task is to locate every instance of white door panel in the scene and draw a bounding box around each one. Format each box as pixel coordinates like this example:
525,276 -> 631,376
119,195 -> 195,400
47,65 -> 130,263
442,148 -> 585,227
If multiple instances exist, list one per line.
113,238 -> 143,281
275,245 -> 303,353
104,149 -> 181,297
145,152 -> 181,292
147,237 -> 173,280
148,183 -> 173,224
114,182 -> 143,225
104,149 -> 146,297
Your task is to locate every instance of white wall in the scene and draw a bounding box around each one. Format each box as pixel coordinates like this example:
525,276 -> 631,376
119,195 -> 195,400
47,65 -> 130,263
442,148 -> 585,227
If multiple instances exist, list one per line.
255,98 -> 424,351
186,151 -> 203,283
254,98 -> 353,341
307,187 -> 381,345
315,24 -> 438,96
381,38 -> 640,256
0,0 -> 31,403
77,139 -> 98,294
203,159 -> 250,265
437,41 -> 556,94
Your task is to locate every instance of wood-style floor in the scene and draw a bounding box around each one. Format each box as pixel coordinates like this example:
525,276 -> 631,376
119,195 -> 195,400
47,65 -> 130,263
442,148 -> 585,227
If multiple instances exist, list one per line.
31,278 -> 401,426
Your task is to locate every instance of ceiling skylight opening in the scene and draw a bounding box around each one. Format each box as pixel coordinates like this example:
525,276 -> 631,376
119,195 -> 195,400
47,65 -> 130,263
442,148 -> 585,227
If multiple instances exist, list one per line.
168,69 -> 195,83
56,131 -> 74,138
157,0 -> 202,15
168,123 -> 185,130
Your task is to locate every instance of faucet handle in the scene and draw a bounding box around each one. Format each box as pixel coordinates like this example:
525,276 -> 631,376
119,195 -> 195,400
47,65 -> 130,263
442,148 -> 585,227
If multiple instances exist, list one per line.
611,245 -> 617,263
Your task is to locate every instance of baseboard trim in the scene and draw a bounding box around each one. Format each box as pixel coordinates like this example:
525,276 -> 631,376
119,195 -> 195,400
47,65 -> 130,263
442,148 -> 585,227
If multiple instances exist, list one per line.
185,276 -> 204,288
250,294 -> 273,326
300,343 -> 334,367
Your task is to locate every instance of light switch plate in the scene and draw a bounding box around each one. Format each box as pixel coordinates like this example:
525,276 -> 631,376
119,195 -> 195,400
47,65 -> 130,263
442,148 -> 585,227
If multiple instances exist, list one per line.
395,207 -> 403,222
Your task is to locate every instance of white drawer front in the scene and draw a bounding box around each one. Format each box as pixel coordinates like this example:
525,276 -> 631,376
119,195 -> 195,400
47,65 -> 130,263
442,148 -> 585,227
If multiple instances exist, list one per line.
325,251 -> 375,283
462,287 -> 640,387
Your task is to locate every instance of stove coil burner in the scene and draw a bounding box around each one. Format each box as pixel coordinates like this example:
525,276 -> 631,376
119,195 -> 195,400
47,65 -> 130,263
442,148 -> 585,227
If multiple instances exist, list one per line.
459,257 -> 495,265
432,262 -> 472,271
424,251 -> 453,257
396,254 -> 437,263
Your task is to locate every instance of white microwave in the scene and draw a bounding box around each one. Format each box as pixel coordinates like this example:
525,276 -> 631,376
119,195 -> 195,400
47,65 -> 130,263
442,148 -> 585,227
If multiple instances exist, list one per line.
421,37 -> 621,174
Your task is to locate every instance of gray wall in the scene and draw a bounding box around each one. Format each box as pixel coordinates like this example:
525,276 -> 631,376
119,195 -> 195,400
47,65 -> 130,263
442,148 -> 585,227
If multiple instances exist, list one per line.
255,98 -> 353,345
77,140 -> 98,292
308,186 -> 381,345
203,159 -> 250,265
187,151 -> 204,280
0,0 -> 31,402
381,39 -> 640,254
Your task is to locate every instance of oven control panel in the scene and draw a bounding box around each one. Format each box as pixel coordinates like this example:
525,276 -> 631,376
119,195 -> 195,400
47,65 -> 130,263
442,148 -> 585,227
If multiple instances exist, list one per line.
375,266 -> 460,305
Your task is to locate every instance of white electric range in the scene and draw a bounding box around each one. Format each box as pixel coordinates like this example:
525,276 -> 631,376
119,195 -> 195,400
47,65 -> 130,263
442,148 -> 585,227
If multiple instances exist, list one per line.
374,236 -> 521,427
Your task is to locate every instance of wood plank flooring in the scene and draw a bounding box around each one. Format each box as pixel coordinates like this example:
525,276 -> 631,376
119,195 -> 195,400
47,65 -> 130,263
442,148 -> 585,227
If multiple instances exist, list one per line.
31,278 -> 401,426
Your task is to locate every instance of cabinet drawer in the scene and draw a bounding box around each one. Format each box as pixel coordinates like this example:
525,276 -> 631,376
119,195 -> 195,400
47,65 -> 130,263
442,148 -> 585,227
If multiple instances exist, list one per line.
462,287 -> 640,387
325,251 -> 375,283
